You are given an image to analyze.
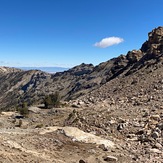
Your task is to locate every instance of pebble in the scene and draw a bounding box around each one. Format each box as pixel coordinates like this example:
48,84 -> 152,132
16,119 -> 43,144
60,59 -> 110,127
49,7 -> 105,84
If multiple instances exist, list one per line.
103,155 -> 118,162
150,115 -> 160,121
154,143 -> 162,149
149,148 -> 162,154
99,144 -> 109,151
157,122 -> 163,130
79,160 -> 86,163
79,159 -> 86,163
151,131 -> 159,139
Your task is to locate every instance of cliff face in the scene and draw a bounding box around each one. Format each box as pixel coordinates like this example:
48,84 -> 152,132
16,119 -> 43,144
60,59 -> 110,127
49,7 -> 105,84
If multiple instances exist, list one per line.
0,27 -> 163,110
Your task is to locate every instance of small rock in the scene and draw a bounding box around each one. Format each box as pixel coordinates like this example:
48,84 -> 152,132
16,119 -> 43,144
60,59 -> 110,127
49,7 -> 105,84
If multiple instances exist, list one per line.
79,159 -> 86,163
136,130 -> 144,135
157,122 -> 163,130
149,119 -> 158,125
143,112 -> 149,117
146,130 -> 152,135
99,144 -> 109,151
103,155 -> 118,162
138,135 -> 150,142
71,104 -> 80,108
155,127 -> 161,134
149,148 -> 162,154
126,134 -> 136,138
150,115 -> 160,121
133,122 -> 141,127
78,100 -> 85,105
154,143 -> 162,149
88,149 -> 96,154
117,124 -> 124,130
151,131 -> 159,139
118,118 -> 126,123
109,120 -> 116,124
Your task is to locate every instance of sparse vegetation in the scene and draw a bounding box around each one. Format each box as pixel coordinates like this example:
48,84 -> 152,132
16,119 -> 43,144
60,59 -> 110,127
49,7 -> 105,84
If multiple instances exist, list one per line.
17,102 -> 29,117
44,92 -> 61,109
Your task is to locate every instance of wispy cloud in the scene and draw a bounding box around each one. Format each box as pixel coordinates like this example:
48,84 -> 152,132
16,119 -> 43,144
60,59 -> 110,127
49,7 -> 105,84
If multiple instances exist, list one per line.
94,36 -> 124,48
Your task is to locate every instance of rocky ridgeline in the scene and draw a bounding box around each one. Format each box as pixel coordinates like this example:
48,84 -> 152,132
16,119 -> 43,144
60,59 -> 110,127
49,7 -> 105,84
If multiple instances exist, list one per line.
0,26 -> 163,110
64,27 -> 163,162
71,26 -> 163,108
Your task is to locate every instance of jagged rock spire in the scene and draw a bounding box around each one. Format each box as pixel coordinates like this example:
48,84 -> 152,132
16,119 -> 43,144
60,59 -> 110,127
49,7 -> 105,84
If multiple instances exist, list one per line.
141,26 -> 163,55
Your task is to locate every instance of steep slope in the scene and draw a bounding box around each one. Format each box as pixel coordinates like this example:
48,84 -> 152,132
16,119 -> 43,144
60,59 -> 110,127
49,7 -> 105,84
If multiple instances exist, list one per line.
0,26 -> 163,110
0,64 -> 96,109
0,70 -> 52,109
64,27 -> 163,163
72,26 -> 163,108
0,59 -> 133,109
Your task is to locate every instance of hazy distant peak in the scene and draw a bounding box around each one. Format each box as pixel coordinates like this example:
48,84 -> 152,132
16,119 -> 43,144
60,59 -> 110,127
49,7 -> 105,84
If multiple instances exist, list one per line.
0,66 -> 22,74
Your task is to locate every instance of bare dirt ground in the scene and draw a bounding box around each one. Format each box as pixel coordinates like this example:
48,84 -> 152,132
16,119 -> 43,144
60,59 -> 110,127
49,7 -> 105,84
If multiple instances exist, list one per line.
0,104 -> 162,163
0,107 -> 127,163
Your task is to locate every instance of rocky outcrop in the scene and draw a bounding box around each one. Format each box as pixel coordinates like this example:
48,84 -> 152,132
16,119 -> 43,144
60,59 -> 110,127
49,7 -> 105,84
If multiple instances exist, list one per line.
126,50 -> 143,63
141,26 -> 163,55
70,26 -> 163,108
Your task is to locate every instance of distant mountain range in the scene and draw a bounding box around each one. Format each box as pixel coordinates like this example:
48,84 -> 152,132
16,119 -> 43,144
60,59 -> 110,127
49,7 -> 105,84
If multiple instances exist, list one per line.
17,67 -> 69,73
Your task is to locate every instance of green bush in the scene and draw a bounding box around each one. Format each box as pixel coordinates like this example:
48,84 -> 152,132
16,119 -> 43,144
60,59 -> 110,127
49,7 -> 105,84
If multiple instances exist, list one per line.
18,102 -> 29,117
44,92 -> 61,109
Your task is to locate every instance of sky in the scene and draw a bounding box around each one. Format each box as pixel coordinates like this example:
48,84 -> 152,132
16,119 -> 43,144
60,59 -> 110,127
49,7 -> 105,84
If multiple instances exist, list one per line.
0,0 -> 163,68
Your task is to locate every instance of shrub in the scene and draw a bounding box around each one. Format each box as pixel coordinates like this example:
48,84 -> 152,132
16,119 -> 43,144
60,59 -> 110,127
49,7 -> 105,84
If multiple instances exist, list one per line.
18,102 -> 29,117
44,92 -> 61,109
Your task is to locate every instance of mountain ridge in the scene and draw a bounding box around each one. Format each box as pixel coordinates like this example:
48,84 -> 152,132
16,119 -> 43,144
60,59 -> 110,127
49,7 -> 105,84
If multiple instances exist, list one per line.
0,26 -> 163,110
17,66 -> 69,73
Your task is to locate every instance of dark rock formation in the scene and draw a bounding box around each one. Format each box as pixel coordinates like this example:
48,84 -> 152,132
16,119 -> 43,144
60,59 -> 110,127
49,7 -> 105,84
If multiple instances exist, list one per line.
141,26 -> 163,55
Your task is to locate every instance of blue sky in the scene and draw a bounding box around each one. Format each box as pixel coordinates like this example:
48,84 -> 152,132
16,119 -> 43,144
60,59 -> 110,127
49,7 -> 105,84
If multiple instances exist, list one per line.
0,0 -> 162,67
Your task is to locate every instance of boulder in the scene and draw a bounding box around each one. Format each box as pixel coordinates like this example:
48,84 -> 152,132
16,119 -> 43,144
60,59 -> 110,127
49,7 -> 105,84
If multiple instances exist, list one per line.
126,50 -> 143,63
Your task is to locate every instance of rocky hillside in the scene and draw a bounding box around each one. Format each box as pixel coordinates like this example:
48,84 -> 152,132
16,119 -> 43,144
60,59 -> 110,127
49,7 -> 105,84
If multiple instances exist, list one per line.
0,27 -> 163,163
74,26 -> 163,108
0,26 -> 163,110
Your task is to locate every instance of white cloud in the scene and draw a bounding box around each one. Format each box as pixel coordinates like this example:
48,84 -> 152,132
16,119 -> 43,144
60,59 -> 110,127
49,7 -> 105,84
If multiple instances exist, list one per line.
94,36 -> 124,48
